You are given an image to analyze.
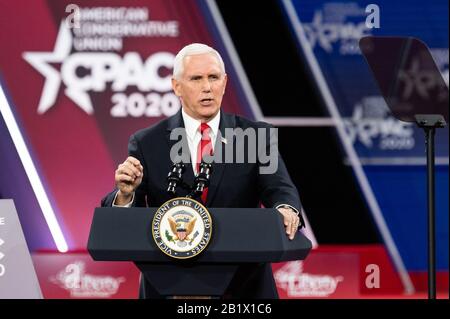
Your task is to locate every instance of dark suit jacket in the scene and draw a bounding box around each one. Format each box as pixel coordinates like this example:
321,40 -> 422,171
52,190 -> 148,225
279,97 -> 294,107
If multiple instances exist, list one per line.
101,110 -> 302,298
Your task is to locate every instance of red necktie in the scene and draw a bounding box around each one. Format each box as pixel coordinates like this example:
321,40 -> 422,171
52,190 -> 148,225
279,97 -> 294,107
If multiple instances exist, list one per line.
197,123 -> 212,203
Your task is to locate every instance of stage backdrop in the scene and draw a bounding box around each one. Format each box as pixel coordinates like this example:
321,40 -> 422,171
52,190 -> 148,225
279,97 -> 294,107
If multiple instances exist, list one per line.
1,0 -> 447,298
281,0 -> 448,273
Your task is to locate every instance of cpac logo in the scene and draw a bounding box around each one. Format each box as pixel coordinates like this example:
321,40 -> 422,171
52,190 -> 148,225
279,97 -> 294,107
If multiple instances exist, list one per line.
303,11 -> 371,54
344,97 -> 414,150
274,261 -> 343,297
50,261 -> 125,298
23,22 -> 174,115
398,58 -> 449,101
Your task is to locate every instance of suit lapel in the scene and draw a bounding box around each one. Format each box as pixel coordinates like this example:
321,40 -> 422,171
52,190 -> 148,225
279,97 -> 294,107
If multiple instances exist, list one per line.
206,111 -> 235,206
166,110 -> 195,193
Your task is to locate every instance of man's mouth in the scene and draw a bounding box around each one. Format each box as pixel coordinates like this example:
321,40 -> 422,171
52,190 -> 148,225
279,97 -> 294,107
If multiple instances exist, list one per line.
200,98 -> 214,106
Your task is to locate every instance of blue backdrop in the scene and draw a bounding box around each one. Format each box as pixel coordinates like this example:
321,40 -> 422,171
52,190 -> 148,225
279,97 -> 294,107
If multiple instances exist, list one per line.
283,0 -> 448,271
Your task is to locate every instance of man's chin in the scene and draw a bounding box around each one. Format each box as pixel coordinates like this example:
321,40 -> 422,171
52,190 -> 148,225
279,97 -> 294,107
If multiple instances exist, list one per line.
199,108 -> 219,119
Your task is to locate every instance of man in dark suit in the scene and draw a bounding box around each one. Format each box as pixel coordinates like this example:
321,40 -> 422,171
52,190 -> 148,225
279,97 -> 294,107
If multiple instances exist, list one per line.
101,43 -> 304,298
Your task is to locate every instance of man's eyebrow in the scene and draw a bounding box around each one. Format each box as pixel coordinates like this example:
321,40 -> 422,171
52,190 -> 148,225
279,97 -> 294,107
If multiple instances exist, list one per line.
188,72 -> 221,79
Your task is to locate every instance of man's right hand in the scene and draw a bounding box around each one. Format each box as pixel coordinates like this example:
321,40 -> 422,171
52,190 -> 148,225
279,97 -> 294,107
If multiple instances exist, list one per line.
114,156 -> 144,205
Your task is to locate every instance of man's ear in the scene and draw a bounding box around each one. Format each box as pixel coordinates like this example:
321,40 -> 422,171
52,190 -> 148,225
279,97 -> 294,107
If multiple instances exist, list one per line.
172,77 -> 181,97
222,73 -> 228,95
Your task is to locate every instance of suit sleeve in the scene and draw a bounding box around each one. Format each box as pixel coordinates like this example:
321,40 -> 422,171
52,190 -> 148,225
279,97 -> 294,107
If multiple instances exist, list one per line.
256,124 -> 303,213
100,133 -> 148,207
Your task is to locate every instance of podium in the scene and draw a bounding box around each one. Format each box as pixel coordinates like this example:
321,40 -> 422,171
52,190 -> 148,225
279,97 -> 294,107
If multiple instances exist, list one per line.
88,207 -> 312,298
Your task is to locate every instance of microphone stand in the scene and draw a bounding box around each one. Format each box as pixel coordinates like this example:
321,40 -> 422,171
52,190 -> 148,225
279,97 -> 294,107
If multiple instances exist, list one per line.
166,161 -> 213,206
187,162 -> 212,205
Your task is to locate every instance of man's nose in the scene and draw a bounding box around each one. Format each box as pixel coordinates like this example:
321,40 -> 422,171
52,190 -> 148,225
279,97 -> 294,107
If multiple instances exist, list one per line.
201,79 -> 212,92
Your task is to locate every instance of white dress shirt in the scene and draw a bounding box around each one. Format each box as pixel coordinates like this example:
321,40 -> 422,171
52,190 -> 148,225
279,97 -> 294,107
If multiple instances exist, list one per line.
181,107 -> 220,175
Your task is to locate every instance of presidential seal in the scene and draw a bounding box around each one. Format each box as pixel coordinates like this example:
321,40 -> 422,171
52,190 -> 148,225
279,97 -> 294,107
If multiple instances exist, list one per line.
151,197 -> 212,259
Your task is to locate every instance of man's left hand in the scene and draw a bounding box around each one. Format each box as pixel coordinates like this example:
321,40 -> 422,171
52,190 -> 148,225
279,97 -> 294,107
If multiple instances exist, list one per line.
277,207 -> 301,240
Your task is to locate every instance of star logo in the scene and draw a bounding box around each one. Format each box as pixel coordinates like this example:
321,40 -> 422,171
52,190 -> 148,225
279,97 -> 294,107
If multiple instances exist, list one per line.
23,21 -> 94,114
399,58 -> 448,102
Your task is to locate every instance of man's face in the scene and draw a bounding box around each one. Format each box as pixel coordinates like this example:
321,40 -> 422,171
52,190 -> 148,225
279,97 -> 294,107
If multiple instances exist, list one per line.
172,53 -> 227,122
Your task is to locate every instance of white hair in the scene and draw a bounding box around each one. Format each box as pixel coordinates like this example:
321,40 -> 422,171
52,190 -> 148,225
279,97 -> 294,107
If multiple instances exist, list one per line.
173,43 -> 225,80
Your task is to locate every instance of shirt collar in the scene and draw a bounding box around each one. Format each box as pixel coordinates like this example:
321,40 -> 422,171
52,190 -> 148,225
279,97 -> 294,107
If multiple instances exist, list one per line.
181,107 -> 221,140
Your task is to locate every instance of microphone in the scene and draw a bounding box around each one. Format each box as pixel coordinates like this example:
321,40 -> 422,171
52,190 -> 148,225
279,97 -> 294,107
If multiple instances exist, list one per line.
167,162 -> 185,195
192,162 -> 212,199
